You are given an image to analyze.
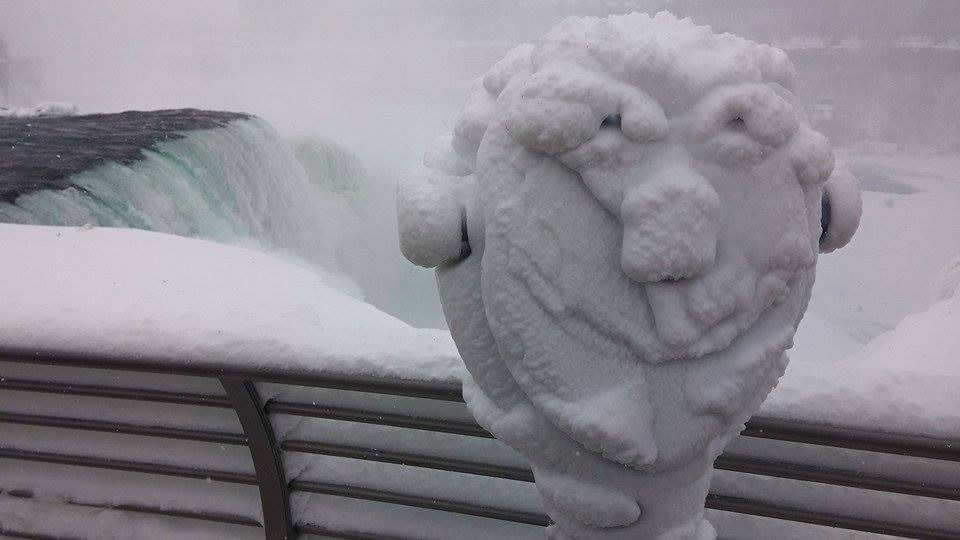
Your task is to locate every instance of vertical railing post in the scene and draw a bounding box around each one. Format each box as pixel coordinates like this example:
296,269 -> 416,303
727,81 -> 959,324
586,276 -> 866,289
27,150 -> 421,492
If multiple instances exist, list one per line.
221,378 -> 294,539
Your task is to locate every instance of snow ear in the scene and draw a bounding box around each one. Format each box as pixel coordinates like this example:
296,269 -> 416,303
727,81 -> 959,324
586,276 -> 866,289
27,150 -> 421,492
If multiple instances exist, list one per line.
819,168 -> 861,254
397,166 -> 471,268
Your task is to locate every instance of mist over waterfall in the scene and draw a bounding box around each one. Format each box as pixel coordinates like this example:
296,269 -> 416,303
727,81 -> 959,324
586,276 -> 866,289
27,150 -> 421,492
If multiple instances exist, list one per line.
0,112 -> 444,326
2,0 -> 956,337
0,117 -> 342,281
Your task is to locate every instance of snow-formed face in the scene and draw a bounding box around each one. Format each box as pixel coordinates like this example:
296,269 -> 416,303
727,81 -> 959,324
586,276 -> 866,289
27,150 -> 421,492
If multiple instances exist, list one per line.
488,57 -> 835,363
398,10 -> 861,477
551,83 -> 830,359
398,13 -> 861,537
397,13 -> 859,538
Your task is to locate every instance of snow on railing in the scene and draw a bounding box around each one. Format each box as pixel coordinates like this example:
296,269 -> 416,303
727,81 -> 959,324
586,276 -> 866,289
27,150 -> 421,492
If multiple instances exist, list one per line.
1,348 -> 958,539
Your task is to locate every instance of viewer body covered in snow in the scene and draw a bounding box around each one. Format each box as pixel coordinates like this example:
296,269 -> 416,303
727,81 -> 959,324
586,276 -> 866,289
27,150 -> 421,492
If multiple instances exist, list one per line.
398,12 -> 860,539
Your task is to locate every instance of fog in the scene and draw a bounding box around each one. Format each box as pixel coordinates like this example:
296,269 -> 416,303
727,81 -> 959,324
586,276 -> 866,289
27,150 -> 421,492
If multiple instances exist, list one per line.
2,0 -> 959,331
3,6 -> 960,537
3,0 -> 959,169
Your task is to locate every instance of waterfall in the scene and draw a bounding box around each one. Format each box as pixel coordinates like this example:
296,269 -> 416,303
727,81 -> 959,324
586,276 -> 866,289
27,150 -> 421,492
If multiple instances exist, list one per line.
0,116 -> 364,296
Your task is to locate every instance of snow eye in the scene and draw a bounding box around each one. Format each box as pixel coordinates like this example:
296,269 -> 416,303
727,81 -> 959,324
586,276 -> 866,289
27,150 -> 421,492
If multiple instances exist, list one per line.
819,189 -> 831,245
725,117 -> 746,132
691,84 -> 799,155
689,110 -> 765,165
601,114 -> 622,128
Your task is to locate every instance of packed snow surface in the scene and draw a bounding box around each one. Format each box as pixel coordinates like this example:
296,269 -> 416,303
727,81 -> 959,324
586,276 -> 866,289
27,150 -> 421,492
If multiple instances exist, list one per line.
0,222 -> 955,538
766,279 -> 960,440
398,11 -> 861,539
808,152 -> 960,345
0,224 -> 462,383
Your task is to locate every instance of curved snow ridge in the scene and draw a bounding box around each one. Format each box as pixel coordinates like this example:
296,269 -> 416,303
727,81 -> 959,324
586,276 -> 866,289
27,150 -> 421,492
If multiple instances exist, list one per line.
765,285 -> 960,440
0,224 -> 463,383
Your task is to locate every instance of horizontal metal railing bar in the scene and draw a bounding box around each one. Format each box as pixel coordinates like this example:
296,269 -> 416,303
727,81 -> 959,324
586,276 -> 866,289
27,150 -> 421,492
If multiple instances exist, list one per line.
266,401 -> 493,438
291,479 -> 960,538
1,488 -> 262,528
705,493 -> 960,540
715,453 -> 960,501
258,372 -> 462,402
6,349 -> 960,461
2,455 -> 948,539
0,378 -> 232,408
98,502 -> 262,528
296,523 -> 410,540
281,440 -> 534,482
289,479 -> 551,526
742,417 -> 960,462
1,349 -> 462,401
0,447 -> 259,485
0,411 -> 247,445
268,398 -> 960,466
282,438 -> 960,503
4,347 -> 960,537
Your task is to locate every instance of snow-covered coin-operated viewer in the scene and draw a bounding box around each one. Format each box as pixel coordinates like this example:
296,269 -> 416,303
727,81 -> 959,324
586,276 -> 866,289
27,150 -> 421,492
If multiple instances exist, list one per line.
398,12 -> 860,540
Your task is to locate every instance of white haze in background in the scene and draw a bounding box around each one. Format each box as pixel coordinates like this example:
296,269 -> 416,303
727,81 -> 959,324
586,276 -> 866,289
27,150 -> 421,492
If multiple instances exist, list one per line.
6,0 -> 956,166
2,0 -> 491,169
2,0 -> 959,339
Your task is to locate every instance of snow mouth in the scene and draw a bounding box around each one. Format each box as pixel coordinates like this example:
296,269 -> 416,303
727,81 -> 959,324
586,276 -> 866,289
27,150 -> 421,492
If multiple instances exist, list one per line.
645,264 -> 802,361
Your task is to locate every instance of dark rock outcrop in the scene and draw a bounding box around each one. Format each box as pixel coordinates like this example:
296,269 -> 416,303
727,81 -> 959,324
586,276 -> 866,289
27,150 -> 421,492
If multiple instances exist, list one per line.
0,108 -> 250,203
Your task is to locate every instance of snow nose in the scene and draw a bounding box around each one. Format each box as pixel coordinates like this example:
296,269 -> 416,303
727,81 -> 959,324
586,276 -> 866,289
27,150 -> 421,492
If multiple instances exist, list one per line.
619,165 -> 721,283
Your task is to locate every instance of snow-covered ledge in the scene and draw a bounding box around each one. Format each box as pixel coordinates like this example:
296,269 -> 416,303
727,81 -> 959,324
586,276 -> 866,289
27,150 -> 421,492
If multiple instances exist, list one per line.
0,223 -> 464,385
763,298 -> 960,442
0,224 -> 958,537
2,222 -> 956,443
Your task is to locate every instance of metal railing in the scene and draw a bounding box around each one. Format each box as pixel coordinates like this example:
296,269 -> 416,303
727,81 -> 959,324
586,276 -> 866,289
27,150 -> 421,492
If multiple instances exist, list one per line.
0,348 -> 958,540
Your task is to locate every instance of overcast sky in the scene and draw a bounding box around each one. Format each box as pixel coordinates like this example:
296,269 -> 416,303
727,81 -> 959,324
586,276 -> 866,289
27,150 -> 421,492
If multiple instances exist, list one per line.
2,0 -> 957,167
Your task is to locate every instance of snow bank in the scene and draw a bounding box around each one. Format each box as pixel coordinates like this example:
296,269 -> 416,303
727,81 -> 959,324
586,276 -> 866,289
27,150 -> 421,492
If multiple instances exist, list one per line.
807,153 -> 960,344
0,224 -> 462,383
766,280 -> 960,439
788,312 -> 863,365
